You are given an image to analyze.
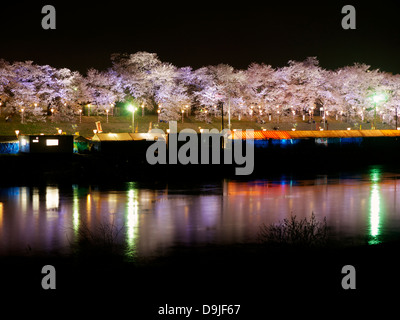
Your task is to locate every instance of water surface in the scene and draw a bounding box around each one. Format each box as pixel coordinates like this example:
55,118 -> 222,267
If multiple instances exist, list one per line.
1,166 -> 400,257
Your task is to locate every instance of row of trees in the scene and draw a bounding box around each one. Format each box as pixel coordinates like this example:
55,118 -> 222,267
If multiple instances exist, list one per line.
1,52 -> 400,125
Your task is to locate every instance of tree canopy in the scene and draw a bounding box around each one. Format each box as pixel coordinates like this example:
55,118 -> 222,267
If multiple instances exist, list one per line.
0,52 -> 398,125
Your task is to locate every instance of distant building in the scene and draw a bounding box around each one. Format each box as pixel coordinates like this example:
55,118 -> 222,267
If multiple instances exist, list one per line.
90,132 -> 165,154
19,135 -> 74,153
0,136 -> 19,154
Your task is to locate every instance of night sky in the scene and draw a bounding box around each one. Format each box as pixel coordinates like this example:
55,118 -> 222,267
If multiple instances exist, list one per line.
2,1 -> 400,74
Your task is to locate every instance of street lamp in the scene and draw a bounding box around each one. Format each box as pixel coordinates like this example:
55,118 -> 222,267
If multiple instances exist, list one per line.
50,108 -> 54,122
141,104 -> 145,117
106,109 -> 109,123
372,93 -> 386,129
20,108 -> 25,124
128,104 -> 137,133
79,109 -> 82,123
157,108 -> 161,122
87,104 -> 91,116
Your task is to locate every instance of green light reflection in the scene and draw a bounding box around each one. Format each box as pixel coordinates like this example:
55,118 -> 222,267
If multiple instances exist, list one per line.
72,185 -> 80,235
126,183 -> 139,258
369,168 -> 382,245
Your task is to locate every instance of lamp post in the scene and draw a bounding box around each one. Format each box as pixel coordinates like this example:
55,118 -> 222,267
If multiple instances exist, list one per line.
320,107 -> 325,130
157,109 -> 161,122
88,104 -> 91,116
228,98 -> 231,130
181,109 -> 184,123
20,108 -> 25,124
128,104 -> 137,133
372,93 -> 386,130
276,105 -> 280,125
106,109 -> 109,123
79,109 -> 82,123
50,108 -> 54,122
141,104 -> 145,117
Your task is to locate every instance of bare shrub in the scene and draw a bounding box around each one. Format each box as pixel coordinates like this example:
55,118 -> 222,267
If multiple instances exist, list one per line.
258,212 -> 328,247
70,220 -> 127,260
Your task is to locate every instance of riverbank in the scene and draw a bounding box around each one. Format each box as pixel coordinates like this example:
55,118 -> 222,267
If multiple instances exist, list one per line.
0,113 -> 397,137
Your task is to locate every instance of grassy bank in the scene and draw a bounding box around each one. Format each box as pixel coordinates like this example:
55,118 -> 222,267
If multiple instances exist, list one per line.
1,113 -> 396,138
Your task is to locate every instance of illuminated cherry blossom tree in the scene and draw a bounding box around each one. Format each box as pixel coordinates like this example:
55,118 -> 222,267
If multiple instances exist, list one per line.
84,68 -> 124,114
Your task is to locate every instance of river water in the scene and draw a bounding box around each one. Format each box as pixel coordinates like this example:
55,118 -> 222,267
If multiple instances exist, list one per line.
1,165 -> 400,257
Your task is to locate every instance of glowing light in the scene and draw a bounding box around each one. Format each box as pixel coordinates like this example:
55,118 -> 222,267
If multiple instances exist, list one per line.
127,104 -> 137,112
372,93 -> 386,103
46,139 -> 59,146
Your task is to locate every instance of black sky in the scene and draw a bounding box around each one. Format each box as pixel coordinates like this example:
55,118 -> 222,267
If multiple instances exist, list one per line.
2,1 -> 400,74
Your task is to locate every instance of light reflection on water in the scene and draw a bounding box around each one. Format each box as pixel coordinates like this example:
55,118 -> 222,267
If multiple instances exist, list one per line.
0,168 -> 400,257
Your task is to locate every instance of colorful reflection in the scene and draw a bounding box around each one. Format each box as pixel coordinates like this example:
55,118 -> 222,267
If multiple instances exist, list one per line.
0,171 -> 400,256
